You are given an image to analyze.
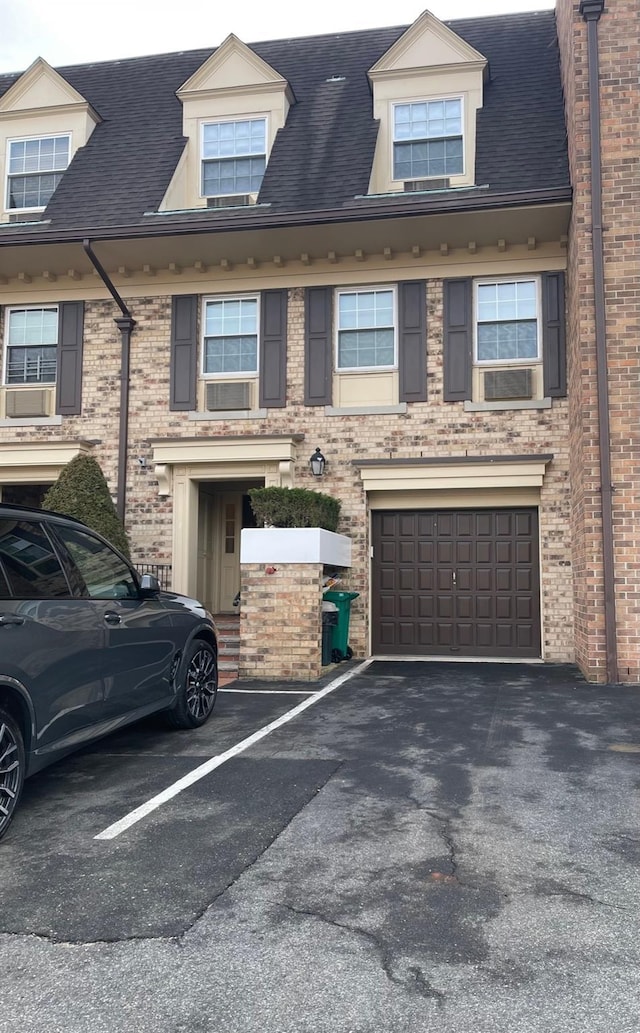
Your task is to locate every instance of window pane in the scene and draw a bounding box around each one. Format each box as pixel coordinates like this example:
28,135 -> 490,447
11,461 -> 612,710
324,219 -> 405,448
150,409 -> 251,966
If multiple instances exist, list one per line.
394,99 -> 462,142
477,321 -> 538,361
8,308 -> 58,346
204,335 -> 258,374
393,138 -> 463,179
55,526 -> 138,599
338,328 -> 395,368
202,155 -> 265,196
203,119 -> 266,159
338,291 -> 393,331
478,281 -> 537,322
6,346 -> 57,384
0,520 -> 70,598
8,170 -> 64,209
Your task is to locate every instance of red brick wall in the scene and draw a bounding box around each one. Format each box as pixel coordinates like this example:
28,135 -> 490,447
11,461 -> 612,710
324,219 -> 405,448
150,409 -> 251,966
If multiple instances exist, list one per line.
557,0 -> 640,681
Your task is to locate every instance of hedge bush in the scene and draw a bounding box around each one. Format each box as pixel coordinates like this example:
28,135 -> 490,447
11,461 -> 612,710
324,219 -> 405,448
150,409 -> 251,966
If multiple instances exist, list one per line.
248,487 -> 341,532
43,454 -> 131,559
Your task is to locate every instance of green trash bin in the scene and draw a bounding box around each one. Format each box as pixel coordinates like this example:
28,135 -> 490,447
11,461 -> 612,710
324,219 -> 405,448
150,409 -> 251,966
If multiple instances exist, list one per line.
323,590 -> 359,661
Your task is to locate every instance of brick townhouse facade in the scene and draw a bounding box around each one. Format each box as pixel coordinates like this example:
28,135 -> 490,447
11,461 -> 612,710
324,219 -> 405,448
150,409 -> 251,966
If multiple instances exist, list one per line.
0,1 -> 636,683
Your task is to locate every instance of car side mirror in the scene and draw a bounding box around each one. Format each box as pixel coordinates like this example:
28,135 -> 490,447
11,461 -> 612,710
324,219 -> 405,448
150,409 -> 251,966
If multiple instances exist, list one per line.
139,573 -> 161,596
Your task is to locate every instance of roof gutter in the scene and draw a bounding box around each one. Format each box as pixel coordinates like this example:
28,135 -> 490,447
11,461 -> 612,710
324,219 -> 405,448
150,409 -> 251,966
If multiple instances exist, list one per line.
579,0 -> 617,682
82,239 -> 135,527
0,186 -> 572,249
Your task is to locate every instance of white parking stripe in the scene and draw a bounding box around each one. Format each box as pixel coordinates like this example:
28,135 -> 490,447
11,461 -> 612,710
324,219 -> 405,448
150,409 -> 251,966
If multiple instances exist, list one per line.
219,688 -> 315,695
94,658 -> 373,841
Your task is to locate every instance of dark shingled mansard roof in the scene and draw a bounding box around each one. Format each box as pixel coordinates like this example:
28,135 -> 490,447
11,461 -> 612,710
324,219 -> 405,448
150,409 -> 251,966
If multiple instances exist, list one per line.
0,10 -> 569,236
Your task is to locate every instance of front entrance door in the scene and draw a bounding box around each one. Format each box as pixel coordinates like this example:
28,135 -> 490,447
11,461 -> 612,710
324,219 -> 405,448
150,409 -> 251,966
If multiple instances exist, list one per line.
197,486 -> 259,614
372,508 -> 541,657
217,492 -> 242,612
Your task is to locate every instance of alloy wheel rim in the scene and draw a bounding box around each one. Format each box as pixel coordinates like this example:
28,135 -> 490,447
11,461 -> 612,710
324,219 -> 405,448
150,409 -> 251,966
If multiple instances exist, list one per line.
0,721 -> 21,833
185,648 -> 218,719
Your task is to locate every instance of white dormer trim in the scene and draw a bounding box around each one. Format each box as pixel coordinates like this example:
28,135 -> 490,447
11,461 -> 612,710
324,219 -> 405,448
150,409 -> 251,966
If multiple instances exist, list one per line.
0,58 -> 100,122
367,11 -> 488,196
177,34 -> 295,105
0,58 -> 100,223
160,34 -> 293,213
368,11 -> 487,82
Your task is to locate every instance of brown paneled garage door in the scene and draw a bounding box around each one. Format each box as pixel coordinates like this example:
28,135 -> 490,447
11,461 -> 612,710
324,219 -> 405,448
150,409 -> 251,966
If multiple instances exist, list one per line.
372,509 -> 541,657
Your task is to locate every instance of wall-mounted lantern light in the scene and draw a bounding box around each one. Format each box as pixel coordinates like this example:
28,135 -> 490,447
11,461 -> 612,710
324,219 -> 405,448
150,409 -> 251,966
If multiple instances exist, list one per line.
309,447 -> 326,477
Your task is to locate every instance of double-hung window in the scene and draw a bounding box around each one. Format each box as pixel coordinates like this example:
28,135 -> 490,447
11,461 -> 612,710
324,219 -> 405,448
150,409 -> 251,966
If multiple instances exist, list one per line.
202,296 -> 259,376
6,135 -> 70,211
393,99 -> 463,181
201,119 -> 266,198
336,288 -> 396,371
474,279 -> 540,364
3,307 -> 58,384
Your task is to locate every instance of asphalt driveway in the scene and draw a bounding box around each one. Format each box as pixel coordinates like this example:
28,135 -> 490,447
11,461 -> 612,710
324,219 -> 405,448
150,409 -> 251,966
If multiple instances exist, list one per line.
1,660 -> 640,1032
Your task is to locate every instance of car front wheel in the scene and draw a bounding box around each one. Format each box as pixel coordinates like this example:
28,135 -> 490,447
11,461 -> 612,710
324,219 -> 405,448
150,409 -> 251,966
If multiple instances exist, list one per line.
0,708 -> 25,841
167,641 -> 218,729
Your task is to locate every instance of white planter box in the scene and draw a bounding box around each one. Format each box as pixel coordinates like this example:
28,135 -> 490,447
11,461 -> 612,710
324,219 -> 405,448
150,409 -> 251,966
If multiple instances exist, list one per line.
240,528 -> 352,567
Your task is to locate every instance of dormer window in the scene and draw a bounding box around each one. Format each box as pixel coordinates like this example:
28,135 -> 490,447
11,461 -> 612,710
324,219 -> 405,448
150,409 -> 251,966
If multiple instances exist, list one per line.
393,99 -> 463,182
201,118 -> 266,198
6,134 -> 70,211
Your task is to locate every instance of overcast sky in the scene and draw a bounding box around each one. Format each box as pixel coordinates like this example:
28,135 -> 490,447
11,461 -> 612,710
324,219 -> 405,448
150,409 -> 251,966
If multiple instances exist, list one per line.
0,0 -> 555,74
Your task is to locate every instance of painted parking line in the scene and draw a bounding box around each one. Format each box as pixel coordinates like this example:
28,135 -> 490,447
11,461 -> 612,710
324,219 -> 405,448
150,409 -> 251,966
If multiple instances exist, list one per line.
219,688 -> 316,695
94,658 -> 374,841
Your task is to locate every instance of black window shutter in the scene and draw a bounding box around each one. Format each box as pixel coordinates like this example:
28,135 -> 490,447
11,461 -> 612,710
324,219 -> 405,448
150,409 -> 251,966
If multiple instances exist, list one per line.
398,280 -> 427,403
259,290 -> 287,408
443,278 -> 472,402
304,287 -> 333,406
170,295 -> 198,411
542,271 -> 567,398
55,301 -> 84,415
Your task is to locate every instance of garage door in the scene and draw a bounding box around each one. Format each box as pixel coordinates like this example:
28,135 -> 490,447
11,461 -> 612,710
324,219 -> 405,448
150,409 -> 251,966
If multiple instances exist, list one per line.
372,509 -> 540,657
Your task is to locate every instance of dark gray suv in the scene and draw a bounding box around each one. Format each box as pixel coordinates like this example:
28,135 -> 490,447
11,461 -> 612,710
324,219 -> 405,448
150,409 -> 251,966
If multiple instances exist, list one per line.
0,503 -> 218,840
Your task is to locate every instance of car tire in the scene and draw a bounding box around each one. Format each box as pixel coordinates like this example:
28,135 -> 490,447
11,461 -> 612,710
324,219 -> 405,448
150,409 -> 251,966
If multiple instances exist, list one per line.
166,640 -> 218,729
0,707 -> 25,841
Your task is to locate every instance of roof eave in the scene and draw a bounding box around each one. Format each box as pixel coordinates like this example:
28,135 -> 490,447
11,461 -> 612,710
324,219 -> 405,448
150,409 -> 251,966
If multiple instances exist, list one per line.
0,186 -> 572,249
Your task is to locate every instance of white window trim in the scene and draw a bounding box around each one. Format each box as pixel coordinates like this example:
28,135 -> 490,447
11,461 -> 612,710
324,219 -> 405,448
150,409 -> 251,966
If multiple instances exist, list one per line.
4,132 -> 71,214
390,95 -> 465,184
200,294 -> 261,379
334,285 -> 398,373
473,276 -> 542,367
3,304 -> 59,386
199,115 -> 269,200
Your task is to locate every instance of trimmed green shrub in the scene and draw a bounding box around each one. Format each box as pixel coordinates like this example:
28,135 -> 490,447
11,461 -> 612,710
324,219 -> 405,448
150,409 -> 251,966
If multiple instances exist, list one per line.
43,454 -> 131,559
248,486 -> 341,532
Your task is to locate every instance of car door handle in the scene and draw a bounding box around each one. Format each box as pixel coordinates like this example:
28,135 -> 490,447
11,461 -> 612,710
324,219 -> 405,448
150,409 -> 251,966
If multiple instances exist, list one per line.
0,614 -> 25,627
104,611 -> 122,626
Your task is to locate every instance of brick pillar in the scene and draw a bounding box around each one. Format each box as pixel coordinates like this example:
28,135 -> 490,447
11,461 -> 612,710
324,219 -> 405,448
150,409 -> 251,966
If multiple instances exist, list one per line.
557,0 -> 640,682
239,562 -> 324,681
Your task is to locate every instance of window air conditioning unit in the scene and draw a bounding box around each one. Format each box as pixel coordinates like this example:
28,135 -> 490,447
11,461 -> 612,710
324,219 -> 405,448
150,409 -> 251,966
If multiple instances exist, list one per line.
404,178 -> 450,192
483,368 -> 533,401
5,388 -> 52,418
8,212 -> 41,223
206,381 -> 252,411
207,194 -> 252,208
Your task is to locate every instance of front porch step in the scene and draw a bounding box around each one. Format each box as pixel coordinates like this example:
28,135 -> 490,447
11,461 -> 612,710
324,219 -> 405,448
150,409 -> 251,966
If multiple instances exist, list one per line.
213,613 -> 240,682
